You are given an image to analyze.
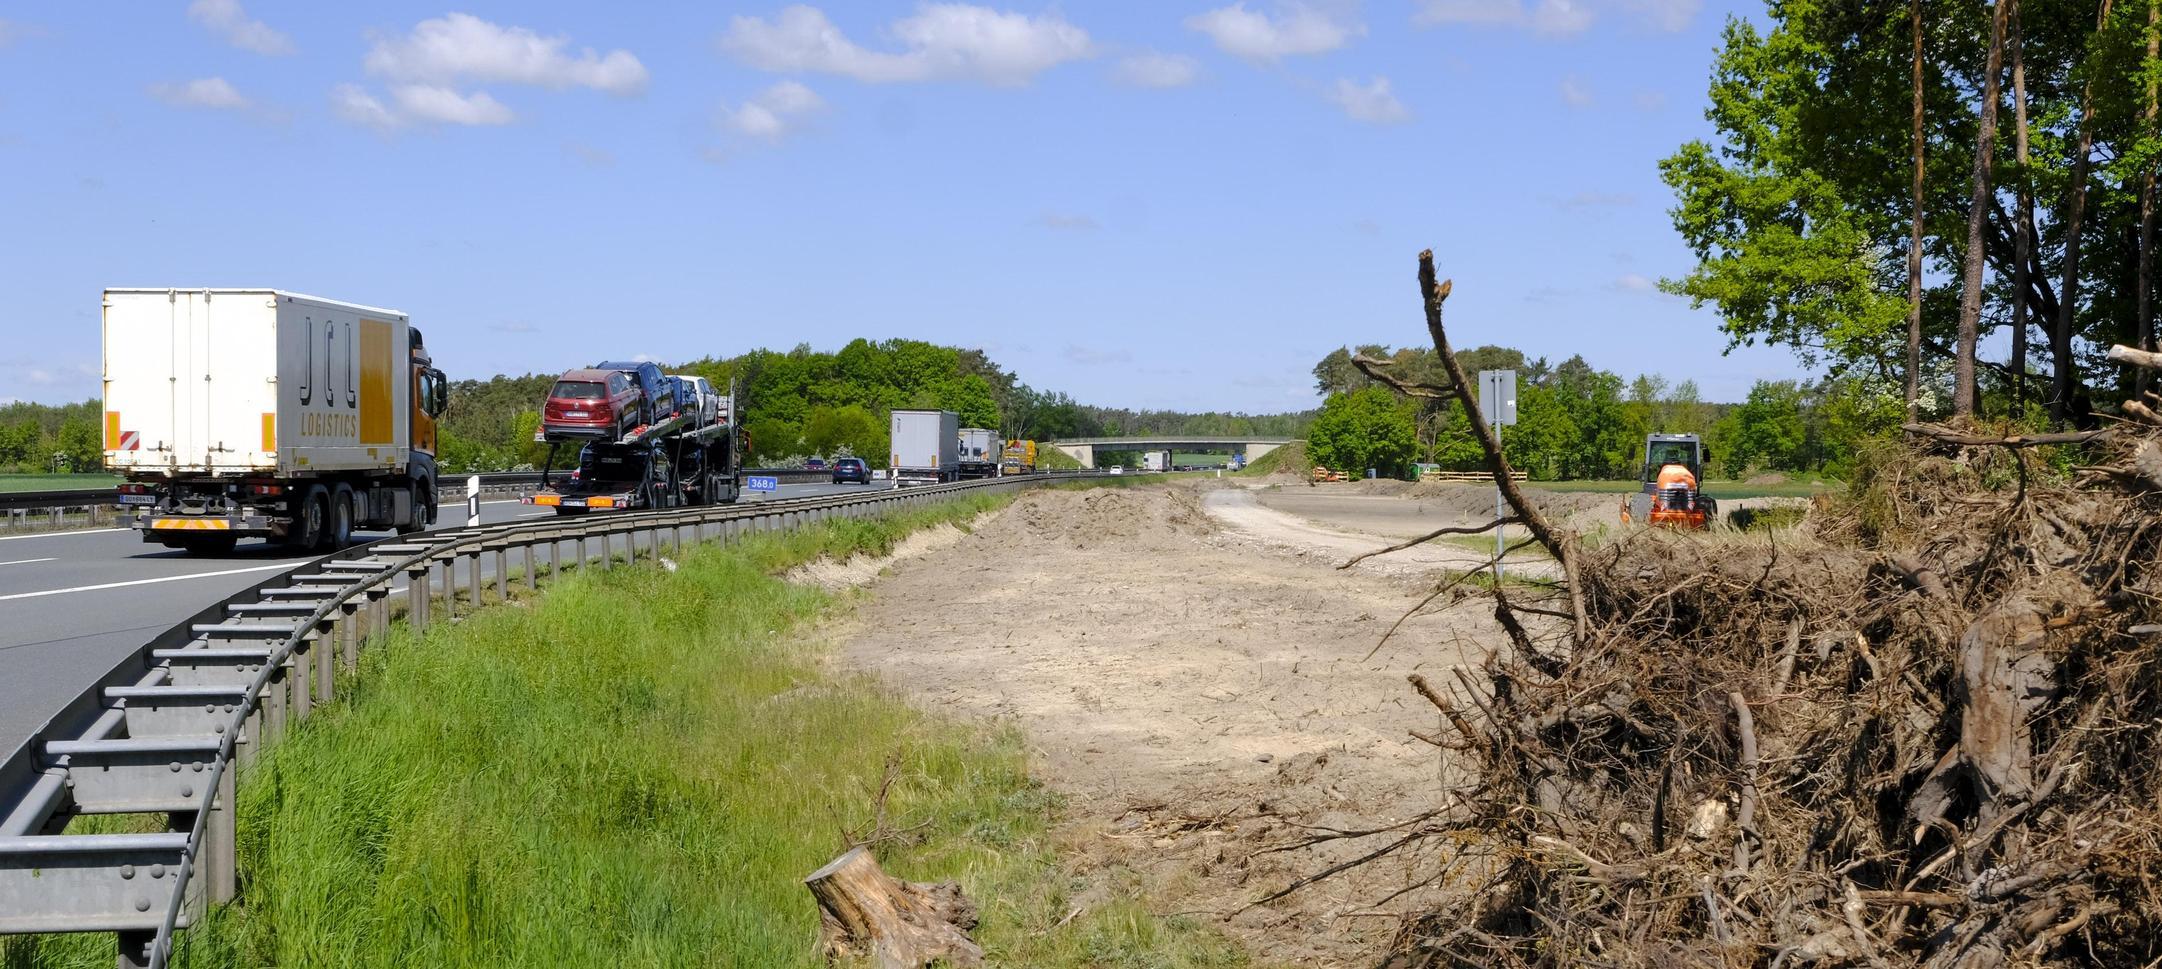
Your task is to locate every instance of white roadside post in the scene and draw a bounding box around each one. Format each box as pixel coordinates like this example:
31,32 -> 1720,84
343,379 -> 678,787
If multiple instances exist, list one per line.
1478,370 -> 1518,584
467,474 -> 481,527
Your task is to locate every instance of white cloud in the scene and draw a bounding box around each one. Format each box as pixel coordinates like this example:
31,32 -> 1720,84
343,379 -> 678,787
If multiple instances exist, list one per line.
1613,272 -> 1654,291
1328,76 -> 1409,124
0,19 -> 18,48
335,14 -> 640,132
330,83 -> 513,129
720,5 -> 1092,86
187,0 -> 294,56
390,85 -> 514,126
1532,0 -> 1595,34
1558,74 -> 1593,106
332,84 -> 400,130
1112,51 -> 1199,88
148,77 -> 250,110
1186,2 -> 1361,60
364,13 -> 647,94
1037,212 -> 1099,230
720,80 -> 825,141
490,321 -> 540,334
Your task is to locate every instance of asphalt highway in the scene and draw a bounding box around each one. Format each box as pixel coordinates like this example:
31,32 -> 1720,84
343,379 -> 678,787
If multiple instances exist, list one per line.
0,480 -> 878,755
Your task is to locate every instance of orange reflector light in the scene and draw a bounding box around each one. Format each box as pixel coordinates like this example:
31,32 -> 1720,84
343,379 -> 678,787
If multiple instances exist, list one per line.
587,496 -> 617,509
531,494 -> 560,506
151,518 -> 232,530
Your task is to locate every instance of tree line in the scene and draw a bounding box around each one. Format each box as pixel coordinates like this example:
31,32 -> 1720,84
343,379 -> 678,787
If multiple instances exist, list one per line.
0,339 -> 1315,475
1306,344 -> 1903,481
1663,0 -> 2162,426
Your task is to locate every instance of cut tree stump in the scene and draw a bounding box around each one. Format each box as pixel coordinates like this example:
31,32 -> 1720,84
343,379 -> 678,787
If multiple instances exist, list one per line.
805,846 -> 984,969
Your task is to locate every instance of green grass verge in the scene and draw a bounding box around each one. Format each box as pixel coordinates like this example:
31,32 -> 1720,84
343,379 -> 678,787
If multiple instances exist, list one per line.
1233,441 -> 1307,477
0,473 -> 119,493
4,492 -> 1248,969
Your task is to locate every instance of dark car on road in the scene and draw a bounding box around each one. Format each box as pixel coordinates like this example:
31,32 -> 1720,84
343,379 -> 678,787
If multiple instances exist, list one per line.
591,360 -> 679,426
543,368 -> 644,440
804,457 -> 828,471
830,457 -> 870,484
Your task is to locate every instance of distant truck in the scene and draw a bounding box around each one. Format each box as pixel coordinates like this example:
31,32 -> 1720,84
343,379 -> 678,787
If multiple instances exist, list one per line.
890,409 -> 959,486
1142,450 -> 1170,473
957,427 -> 999,479
1001,439 -> 1037,475
103,288 -> 448,554
526,374 -> 739,514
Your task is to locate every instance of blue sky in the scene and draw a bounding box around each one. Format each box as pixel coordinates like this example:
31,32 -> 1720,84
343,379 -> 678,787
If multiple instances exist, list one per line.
0,0 -> 1805,412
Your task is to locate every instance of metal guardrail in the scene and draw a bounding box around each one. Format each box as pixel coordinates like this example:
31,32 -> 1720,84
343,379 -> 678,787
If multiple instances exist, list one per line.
0,469 -> 836,516
0,470 -> 1099,967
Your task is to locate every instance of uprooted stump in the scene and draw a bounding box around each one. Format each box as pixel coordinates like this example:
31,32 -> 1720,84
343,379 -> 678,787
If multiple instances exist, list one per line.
1324,253 -> 2162,968
805,847 -> 984,969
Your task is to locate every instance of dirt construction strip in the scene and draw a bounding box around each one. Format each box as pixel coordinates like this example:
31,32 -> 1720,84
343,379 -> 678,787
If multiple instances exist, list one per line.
820,484 -> 1510,964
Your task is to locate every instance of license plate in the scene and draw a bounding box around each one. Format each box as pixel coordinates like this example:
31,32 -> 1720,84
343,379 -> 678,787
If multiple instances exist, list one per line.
566,411 -> 589,418
118,494 -> 155,505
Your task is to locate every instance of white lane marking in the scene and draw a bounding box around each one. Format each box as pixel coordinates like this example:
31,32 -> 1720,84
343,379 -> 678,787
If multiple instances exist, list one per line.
0,558 -> 57,567
0,528 -> 131,543
0,563 -> 299,602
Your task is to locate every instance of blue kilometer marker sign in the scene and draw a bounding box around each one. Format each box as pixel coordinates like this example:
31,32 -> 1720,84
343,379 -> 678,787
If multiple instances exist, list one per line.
746,476 -> 778,492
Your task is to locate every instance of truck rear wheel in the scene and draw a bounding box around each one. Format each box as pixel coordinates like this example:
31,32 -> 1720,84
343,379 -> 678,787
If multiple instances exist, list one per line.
287,485 -> 328,551
327,484 -> 355,549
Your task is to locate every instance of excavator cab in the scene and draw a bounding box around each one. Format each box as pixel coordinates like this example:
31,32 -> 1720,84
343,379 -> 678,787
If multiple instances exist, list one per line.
1622,433 -> 1716,529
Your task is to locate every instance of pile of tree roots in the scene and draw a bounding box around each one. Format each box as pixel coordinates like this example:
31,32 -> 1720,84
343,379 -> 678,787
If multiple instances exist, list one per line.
1356,255 -> 2162,968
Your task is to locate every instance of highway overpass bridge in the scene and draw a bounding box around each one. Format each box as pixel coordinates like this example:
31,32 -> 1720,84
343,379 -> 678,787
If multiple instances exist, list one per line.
1046,436 -> 1296,469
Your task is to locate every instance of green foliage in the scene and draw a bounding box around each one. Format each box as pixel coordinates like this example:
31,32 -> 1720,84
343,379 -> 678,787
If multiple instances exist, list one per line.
11,495 -> 1249,969
1308,387 -> 1418,478
0,399 -> 102,473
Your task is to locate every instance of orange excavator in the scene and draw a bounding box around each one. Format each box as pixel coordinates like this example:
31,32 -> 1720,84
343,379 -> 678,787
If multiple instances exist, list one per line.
1620,433 -> 1717,529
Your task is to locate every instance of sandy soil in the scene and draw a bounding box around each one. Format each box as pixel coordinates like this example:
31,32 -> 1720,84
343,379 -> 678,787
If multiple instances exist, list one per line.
823,485 -> 1505,965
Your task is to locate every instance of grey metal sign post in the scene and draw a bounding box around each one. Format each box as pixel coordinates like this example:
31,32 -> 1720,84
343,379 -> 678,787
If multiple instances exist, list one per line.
1478,370 -> 1517,583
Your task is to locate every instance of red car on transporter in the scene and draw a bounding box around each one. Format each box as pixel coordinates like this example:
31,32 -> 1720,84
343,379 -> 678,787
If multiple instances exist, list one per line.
542,368 -> 645,440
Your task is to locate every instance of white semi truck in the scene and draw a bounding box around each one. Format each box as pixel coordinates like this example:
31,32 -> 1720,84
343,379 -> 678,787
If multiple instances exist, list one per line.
956,427 -> 999,479
102,289 -> 449,554
889,409 -> 959,486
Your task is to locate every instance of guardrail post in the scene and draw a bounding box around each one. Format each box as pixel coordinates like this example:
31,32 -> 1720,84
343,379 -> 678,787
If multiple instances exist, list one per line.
338,602 -> 360,679
407,566 -> 430,632
204,760 -> 237,904
466,552 -> 484,608
291,638 -> 313,722
522,543 -> 537,593
264,662 -> 288,746
319,617 -> 339,701
494,546 -> 509,601
599,531 -> 612,569
435,560 -> 455,621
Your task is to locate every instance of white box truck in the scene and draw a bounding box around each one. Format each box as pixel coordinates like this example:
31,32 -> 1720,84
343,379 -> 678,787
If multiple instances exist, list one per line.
889,409 -> 959,486
956,427 -> 999,479
103,289 -> 449,553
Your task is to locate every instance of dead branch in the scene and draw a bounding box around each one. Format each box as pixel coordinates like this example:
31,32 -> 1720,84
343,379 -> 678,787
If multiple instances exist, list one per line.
1901,422 -> 2113,449
1339,516 -> 1522,570
1350,354 -> 1457,399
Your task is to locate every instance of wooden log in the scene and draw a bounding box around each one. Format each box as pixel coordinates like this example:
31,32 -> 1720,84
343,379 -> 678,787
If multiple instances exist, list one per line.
2107,343 -> 2162,370
805,847 -> 984,969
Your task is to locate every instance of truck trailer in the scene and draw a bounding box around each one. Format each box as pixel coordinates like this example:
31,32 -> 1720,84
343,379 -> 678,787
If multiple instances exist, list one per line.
957,427 -> 999,479
103,288 -> 448,554
525,382 -> 739,514
889,409 -> 959,486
